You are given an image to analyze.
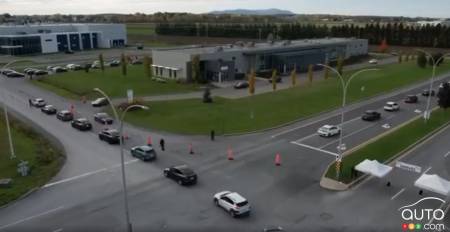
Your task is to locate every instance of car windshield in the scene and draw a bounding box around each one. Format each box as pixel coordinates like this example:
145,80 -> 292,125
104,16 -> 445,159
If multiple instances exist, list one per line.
177,166 -> 195,175
236,201 -> 248,207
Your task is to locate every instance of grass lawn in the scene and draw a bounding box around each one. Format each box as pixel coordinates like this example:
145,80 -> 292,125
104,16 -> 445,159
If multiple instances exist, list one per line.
127,23 -> 156,36
325,108 -> 450,183
31,65 -> 199,99
0,113 -> 64,206
123,61 -> 450,135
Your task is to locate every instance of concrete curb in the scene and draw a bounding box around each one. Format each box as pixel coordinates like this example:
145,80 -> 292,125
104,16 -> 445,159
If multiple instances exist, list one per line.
320,107 -> 450,191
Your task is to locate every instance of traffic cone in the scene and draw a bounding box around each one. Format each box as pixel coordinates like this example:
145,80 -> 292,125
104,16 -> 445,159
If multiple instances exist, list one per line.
147,136 -> 152,146
123,132 -> 129,140
275,153 -> 281,166
189,143 -> 194,154
227,147 -> 234,160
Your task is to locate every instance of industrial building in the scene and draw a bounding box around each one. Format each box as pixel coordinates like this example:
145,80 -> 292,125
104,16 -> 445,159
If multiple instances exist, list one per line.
152,38 -> 368,82
0,24 -> 127,55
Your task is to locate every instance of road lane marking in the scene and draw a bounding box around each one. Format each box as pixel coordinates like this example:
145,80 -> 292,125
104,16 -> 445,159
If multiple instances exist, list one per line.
423,166 -> 432,174
43,158 -> 138,188
290,141 -> 339,157
391,188 -> 405,200
319,124 -> 374,149
0,206 -> 64,230
445,151 -> 450,158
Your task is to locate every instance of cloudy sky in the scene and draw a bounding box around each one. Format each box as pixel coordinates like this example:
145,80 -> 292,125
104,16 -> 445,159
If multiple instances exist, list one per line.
1,0 -> 449,18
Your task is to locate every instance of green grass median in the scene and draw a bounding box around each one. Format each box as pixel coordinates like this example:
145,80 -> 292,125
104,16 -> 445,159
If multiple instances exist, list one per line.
122,62 -> 450,134
0,114 -> 64,206
325,108 -> 450,183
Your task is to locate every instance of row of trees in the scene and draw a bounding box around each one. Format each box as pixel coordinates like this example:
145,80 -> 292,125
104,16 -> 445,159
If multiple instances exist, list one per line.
155,22 -> 450,48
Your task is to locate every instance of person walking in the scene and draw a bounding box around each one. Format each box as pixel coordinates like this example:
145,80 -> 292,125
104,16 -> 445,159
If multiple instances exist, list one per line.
28,99 -> 32,107
210,130 -> 215,141
159,138 -> 165,151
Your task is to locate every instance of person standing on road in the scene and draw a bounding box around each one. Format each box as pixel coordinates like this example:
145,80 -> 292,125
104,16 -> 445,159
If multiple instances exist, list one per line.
210,130 -> 215,141
28,99 -> 32,107
160,138 -> 165,151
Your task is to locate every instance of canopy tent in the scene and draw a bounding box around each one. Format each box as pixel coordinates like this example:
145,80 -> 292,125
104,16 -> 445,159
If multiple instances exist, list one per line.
414,174 -> 450,196
355,159 -> 393,178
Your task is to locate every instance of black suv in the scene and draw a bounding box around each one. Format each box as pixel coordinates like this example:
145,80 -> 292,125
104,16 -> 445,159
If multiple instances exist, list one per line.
99,129 -> 121,144
41,105 -> 57,115
405,95 -> 418,103
56,110 -> 74,122
94,112 -> 114,125
164,165 -> 197,185
71,118 -> 92,131
362,110 -> 381,121
422,89 -> 435,97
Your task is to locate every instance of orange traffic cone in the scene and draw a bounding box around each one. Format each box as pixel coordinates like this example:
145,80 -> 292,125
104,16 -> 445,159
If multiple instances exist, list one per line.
147,136 -> 152,146
227,147 -> 234,160
123,132 -> 129,140
275,153 -> 281,166
189,143 -> 194,154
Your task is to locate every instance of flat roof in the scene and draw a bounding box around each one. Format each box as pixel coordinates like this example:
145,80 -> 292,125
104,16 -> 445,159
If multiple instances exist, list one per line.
156,38 -> 364,55
0,23 -> 123,28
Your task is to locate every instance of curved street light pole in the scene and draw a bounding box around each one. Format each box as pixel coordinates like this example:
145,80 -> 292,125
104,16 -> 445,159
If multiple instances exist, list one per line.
317,64 -> 379,180
416,49 -> 450,122
93,88 -> 148,232
2,59 -> 32,160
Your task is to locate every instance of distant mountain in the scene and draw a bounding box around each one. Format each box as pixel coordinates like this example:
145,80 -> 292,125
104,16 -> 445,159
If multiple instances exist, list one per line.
209,9 -> 295,16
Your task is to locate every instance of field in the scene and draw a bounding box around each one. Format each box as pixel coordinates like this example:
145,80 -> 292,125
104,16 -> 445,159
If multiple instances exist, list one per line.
325,108 -> 450,183
0,113 -> 64,206
122,61 -> 450,135
32,65 -> 200,99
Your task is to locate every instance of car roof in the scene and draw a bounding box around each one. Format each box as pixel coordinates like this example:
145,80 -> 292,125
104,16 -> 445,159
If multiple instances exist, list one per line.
96,112 -> 108,117
60,110 -> 70,113
365,110 -> 376,113
322,125 -> 334,129
139,145 -> 153,151
45,105 -> 54,108
174,165 -> 195,175
386,101 -> 396,104
77,118 -> 88,122
226,192 -> 246,203
35,98 -> 44,101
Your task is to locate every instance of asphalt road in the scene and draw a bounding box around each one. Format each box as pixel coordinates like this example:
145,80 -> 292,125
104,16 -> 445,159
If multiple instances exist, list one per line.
0,68 -> 449,231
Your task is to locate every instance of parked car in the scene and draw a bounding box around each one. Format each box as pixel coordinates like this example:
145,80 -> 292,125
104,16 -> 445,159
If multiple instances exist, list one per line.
46,66 -> 54,71
422,89 -> 435,97
91,61 -> 101,69
131,145 -> 157,161
24,68 -> 38,75
130,59 -> 143,65
66,64 -> 83,71
1,69 -> 14,76
41,105 -> 57,115
94,112 -> 114,125
34,70 -> 48,76
6,72 -> 25,78
31,98 -> 46,107
405,95 -> 418,104
361,110 -> 381,121
213,191 -> 251,217
439,81 -> 450,88
98,128 -> 121,144
71,118 -> 92,131
268,77 -> 282,83
163,165 -> 197,185
51,66 -> 67,73
107,60 -> 120,67
91,97 -> 109,107
384,101 -> 400,112
234,81 -> 249,89
317,125 -> 341,137
56,110 -> 74,122
368,59 -> 378,64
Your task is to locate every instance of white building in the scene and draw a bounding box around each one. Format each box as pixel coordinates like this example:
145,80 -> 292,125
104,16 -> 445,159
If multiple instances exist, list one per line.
0,23 -> 127,55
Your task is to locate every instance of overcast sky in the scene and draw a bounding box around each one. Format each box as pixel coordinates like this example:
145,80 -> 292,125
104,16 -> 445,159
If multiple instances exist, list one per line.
1,0 -> 449,18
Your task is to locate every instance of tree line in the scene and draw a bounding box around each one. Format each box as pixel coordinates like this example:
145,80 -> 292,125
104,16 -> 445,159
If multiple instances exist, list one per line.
155,22 -> 450,48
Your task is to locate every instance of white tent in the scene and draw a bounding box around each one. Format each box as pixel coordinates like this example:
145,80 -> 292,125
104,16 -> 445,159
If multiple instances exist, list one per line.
355,159 -> 393,178
414,174 -> 450,196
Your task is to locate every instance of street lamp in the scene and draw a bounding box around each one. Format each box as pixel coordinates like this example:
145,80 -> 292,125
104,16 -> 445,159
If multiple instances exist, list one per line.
1,59 -> 32,160
93,88 -> 148,232
415,49 -> 450,122
316,64 -> 379,180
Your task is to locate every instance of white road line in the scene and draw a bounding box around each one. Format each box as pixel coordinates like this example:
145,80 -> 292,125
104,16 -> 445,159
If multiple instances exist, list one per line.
293,133 -> 320,144
319,124 -> 374,149
423,166 -> 432,174
271,115 -> 360,138
0,206 -> 64,230
290,141 -> 339,157
427,198 -> 449,226
445,151 -> 450,158
391,188 -> 405,200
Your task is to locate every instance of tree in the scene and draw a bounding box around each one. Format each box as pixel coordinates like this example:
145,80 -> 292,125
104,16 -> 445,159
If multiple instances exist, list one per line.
378,38 -> 388,53
308,64 -> 314,85
191,55 -> 200,83
337,56 -> 344,75
417,53 -> 427,68
290,68 -> 297,87
437,82 -> 450,110
248,69 -> 256,95
99,53 -> 105,72
271,69 -> 278,91
120,53 -> 127,76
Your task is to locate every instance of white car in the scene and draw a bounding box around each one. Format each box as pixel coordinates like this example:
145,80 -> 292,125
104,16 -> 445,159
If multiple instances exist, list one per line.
31,98 -> 46,107
213,191 -> 251,217
91,97 -> 109,107
66,64 -> 82,70
384,101 -> 400,112
317,125 -> 341,137
369,59 -> 378,64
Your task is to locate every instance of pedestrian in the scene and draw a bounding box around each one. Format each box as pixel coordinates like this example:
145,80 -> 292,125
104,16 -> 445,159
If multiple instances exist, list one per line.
210,129 -> 215,141
28,99 -> 32,107
160,138 -> 165,151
